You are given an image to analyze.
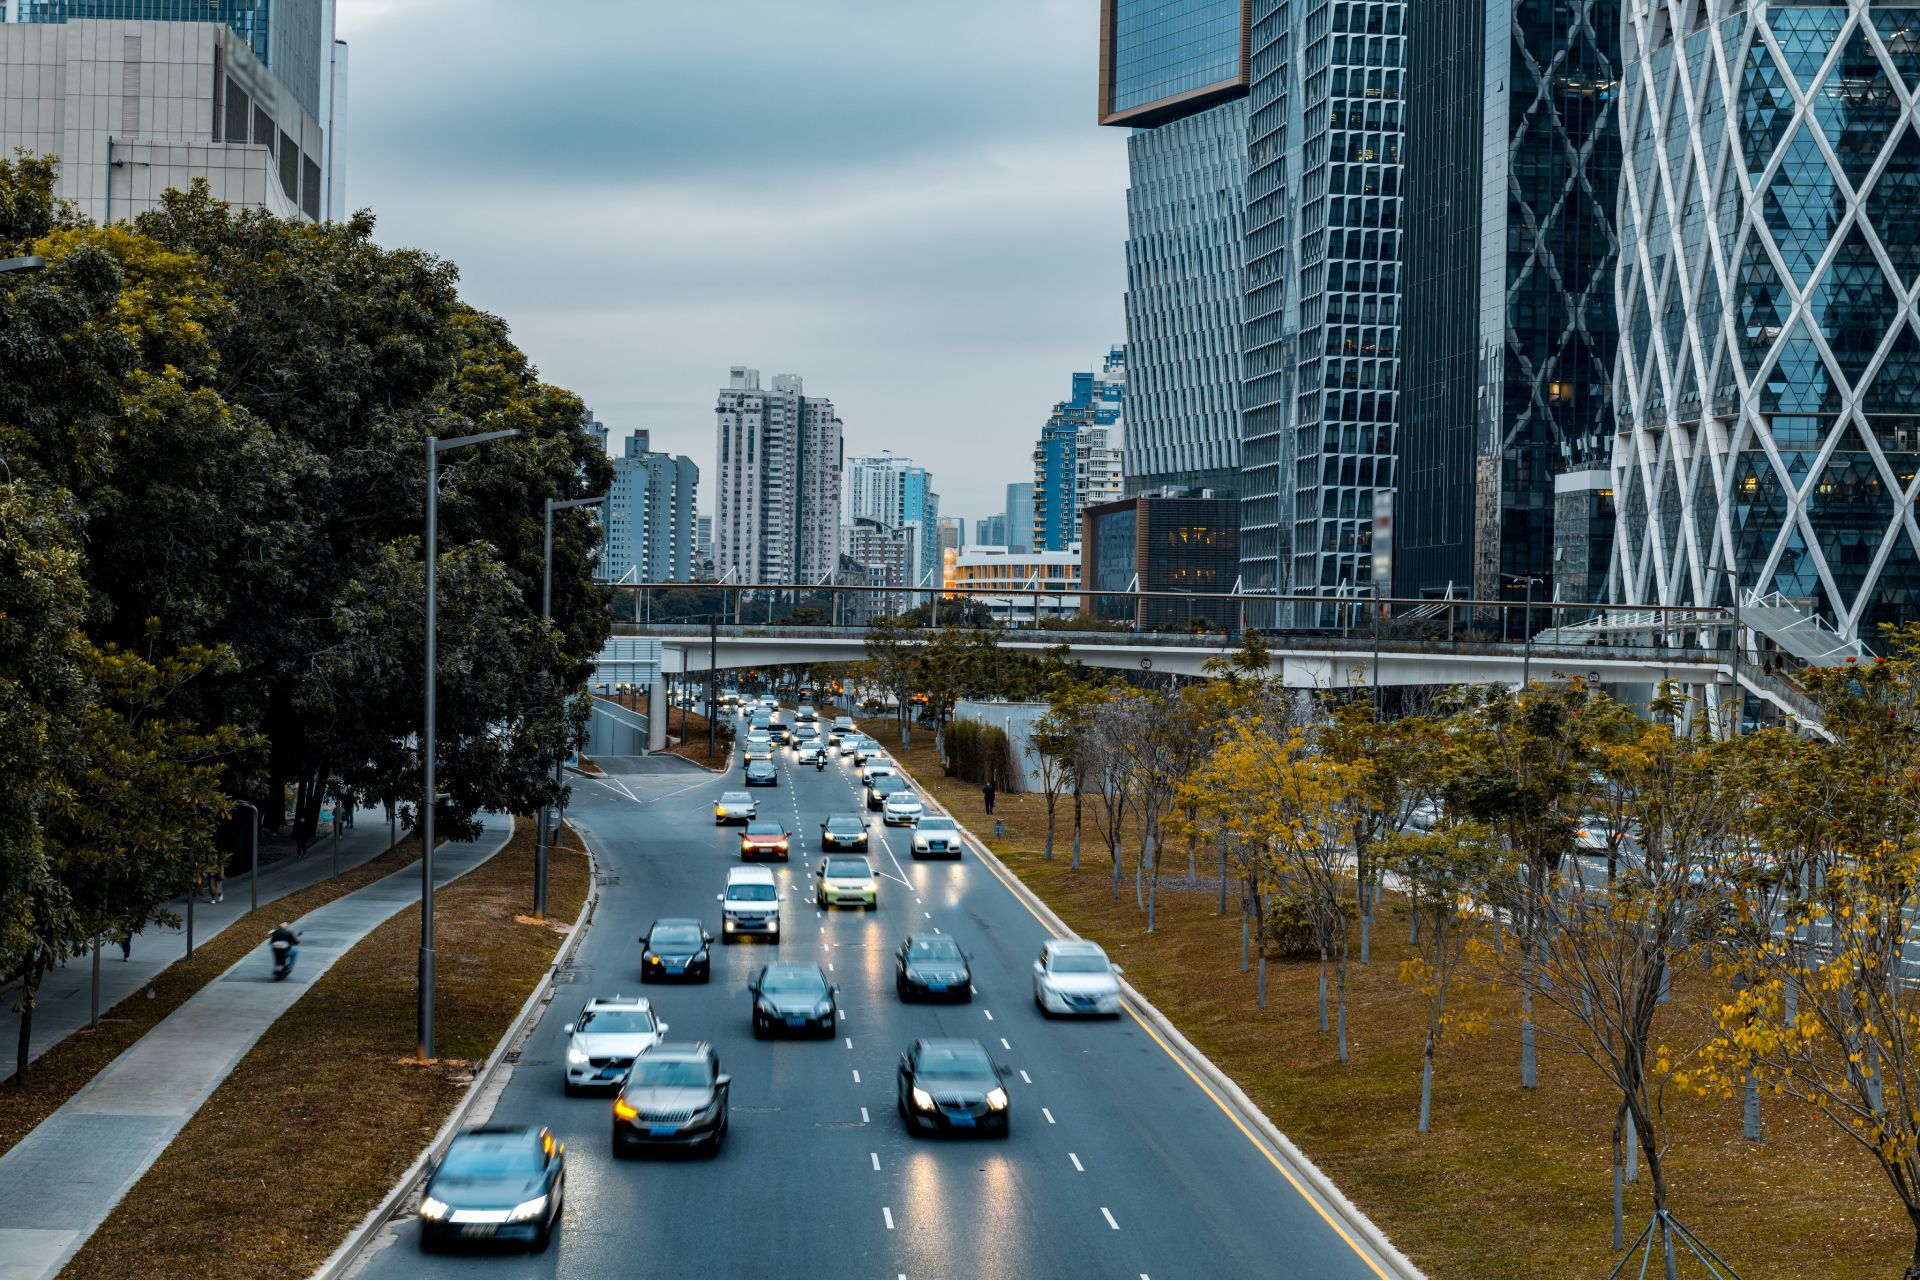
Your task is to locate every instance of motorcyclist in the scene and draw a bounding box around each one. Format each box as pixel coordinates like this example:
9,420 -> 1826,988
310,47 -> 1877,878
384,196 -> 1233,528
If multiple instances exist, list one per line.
815,752 -> 826,771
270,923 -> 300,977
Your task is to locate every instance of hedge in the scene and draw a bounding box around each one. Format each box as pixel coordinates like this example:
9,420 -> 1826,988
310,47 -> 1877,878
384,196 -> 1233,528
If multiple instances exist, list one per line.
943,719 -> 1016,792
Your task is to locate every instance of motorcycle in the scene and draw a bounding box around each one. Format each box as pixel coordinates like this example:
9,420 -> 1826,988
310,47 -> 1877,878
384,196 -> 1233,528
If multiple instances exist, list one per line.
814,754 -> 826,771
270,935 -> 299,981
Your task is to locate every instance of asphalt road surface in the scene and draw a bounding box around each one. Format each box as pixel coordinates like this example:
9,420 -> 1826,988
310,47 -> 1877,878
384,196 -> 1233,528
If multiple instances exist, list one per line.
354,742 -> 1385,1280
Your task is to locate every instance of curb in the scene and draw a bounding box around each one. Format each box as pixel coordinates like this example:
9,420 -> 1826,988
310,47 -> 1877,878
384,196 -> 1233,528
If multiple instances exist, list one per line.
316,830 -> 602,1280
886,750 -> 1423,1281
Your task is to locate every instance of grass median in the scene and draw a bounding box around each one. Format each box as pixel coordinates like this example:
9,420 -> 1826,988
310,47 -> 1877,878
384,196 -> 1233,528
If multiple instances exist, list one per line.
61,820 -> 590,1280
861,718 -> 1907,1279
0,836 -> 422,1160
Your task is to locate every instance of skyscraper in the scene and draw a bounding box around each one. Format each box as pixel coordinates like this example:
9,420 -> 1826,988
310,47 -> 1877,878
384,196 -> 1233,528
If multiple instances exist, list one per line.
847,453 -> 941,585
1004,483 -> 1036,556
1099,1 -> 1250,501
1614,0 -> 1920,643
1032,349 -> 1126,551
1397,0 -> 1622,607
606,430 -> 699,584
1241,0 -> 1407,622
714,367 -> 843,586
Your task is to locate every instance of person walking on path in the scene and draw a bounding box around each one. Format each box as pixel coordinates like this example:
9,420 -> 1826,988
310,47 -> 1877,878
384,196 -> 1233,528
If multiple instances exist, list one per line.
983,782 -> 996,815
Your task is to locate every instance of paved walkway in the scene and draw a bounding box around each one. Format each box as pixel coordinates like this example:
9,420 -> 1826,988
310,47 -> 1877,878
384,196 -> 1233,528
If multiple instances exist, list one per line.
0,816 -> 405,1068
0,818 -> 514,1281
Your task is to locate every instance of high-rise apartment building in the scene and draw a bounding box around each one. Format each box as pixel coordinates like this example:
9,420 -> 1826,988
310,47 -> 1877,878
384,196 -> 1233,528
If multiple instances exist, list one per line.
1614,0 -> 1920,643
695,515 -> 714,579
847,453 -> 940,585
1397,0 -> 1622,607
1005,483 -> 1036,555
1099,1 -> 1250,501
605,430 -> 699,584
1241,0 -> 1407,621
976,513 -> 1009,547
713,367 -> 843,586
1033,349 -> 1127,551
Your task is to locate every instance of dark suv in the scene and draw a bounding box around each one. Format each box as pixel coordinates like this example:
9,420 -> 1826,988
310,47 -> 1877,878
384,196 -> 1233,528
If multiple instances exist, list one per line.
611,1043 -> 730,1157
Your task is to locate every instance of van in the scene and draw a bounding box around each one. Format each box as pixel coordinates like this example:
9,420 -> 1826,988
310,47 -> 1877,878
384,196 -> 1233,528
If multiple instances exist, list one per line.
717,866 -> 781,944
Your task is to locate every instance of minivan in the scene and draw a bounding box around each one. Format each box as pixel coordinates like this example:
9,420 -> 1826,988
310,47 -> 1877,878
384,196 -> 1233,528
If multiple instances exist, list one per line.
717,866 -> 781,943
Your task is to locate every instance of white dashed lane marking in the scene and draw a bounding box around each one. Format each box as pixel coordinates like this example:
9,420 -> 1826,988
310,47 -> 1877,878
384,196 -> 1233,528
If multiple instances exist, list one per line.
1019,1070 -> 1031,1084
1070,1152 -> 1084,1172
1042,1107 -> 1056,1124
1101,1207 -> 1119,1230
883,1207 -> 895,1230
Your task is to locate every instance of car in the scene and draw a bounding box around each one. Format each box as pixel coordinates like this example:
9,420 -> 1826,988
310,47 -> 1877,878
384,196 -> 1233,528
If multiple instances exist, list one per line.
838,734 -> 872,758
854,742 -> 888,765
883,791 -> 925,826
718,866 -> 780,942
713,791 -> 757,825
744,759 -> 778,787
562,996 -> 667,1094
611,1042 -> 730,1157
742,734 -> 774,762
748,962 -> 837,1038
819,813 -> 869,851
827,720 -> 854,745
768,722 -> 791,745
865,774 -> 909,812
796,704 -> 818,723
816,855 -> 878,909
896,1038 -> 1010,1136
641,918 -> 713,983
1032,938 -> 1124,1017
911,815 -> 964,858
896,934 -> 971,1001
857,758 -> 896,784
738,820 -> 790,861
418,1125 -> 566,1251
790,723 -> 820,745
795,742 -> 826,765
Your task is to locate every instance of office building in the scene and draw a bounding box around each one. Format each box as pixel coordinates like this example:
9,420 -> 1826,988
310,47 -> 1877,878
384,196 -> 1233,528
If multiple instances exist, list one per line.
1241,0 -> 1407,622
976,513 -> 1009,548
605,430 -> 698,584
1397,0 -> 1621,608
842,516 -> 917,618
948,547 -> 1082,623
1004,483 -> 1036,555
1614,0 -> 1920,642
847,452 -> 941,585
1083,493 -> 1240,630
1033,348 -> 1126,551
937,516 -> 964,556
713,367 -> 843,586
695,515 -> 714,579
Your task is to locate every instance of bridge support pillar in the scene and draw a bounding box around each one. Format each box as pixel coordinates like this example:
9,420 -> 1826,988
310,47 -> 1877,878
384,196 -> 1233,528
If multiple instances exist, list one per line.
648,679 -> 667,752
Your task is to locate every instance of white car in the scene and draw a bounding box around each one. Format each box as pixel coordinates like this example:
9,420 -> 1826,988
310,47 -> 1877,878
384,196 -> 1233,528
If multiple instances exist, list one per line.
911,816 -> 964,859
882,791 -> 925,826
858,760 -> 897,785
562,996 -> 667,1093
796,742 -> 826,765
854,743 -> 888,765
837,735 -> 872,758
717,866 -> 781,943
742,734 -> 774,762
1032,939 -> 1124,1018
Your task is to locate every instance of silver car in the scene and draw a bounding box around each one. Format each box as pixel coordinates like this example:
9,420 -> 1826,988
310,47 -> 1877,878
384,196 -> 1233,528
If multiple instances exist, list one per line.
882,791 -> 925,826
1032,939 -> 1124,1017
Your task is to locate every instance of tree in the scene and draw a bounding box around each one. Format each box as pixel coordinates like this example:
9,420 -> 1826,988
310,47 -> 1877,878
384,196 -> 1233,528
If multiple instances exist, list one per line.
861,615 -> 922,748
1025,708 -> 1073,861
1320,698 -> 1440,964
1105,690 -> 1205,930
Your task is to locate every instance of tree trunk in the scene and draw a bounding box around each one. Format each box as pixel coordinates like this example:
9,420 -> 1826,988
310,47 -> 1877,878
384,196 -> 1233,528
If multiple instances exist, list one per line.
12,949 -> 41,1087
1134,839 -> 1145,911
1335,939 -> 1350,1062
1360,908 -> 1371,967
1112,838 -> 1122,898
1743,1066 -> 1762,1141
1043,801 -> 1056,861
1626,1116 -> 1639,1182
1218,847 -> 1228,914
1409,911 -> 1420,945
1071,791 -> 1082,871
1257,953 -> 1267,1010
1611,1107 -> 1626,1249
1644,1132 -> 1677,1280
1904,1205 -> 1920,1280
1241,899 -> 1251,973
1148,874 -> 1157,933
1418,1028 -> 1435,1134
1317,948 -> 1329,1033
1521,961 -> 1539,1089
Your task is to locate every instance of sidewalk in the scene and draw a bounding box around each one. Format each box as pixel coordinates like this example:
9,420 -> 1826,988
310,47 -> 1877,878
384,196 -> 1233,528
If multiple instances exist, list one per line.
0,816 -> 402,1069
0,817 -> 513,1281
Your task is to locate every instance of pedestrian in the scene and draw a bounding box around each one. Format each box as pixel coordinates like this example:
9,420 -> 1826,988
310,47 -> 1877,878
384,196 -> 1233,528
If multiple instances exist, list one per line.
983,781 -> 996,815
119,926 -> 133,961
209,869 -> 225,904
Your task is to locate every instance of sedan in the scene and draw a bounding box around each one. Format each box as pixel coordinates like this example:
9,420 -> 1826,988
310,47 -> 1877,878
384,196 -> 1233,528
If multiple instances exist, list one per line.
816,856 -> 878,909
896,934 -> 971,1001
857,760 -> 897,785
611,1043 -> 730,1157
743,759 -> 778,787
641,918 -> 713,983
838,735 -> 872,758
713,791 -> 756,825
795,742 -> 826,766
819,813 -> 869,851
748,962 -> 838,1039
865,775 -> 909,812
854,742 -> 888,765
418,1126 -> 565,1250
1033,938 -> 1125,1017
738,821 -> 791,861
911,815 -> 964,858
562,997 -> 666,1093
883,791 -> 925,826
896,1038 -> 1011,1137
741,734 -> 774,762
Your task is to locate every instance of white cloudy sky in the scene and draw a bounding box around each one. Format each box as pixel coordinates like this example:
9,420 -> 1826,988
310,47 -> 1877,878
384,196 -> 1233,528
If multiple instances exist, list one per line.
335,0 -> 1128,526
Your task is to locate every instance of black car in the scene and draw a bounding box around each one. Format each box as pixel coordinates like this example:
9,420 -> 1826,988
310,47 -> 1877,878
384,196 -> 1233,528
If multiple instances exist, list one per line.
611,1043 -> 730,1157
748,962 -> 838,1039
744,759 -> 778,787
641,918 -> 713,983
820,813 -> 870,851
897,1038 -> 1011,1137
895,934 -> 972,1002
865,774 -> 908,812
767,720 -> 790,744
418,1125 -> 565,1251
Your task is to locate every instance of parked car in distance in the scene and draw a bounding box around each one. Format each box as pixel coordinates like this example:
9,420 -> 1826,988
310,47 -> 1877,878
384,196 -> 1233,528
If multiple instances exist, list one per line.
911,815 -> 963,858
1032,938 -> 1124,1017
418,1126 -> 565,1251
611,1043 -> 729,1157
562,996 -> 666,1094
819,813 -> 869,851
738,820 -> 790,861
641,919 -> 713,983
896,1038 -> 1010,1137
896,934 -> 971,1001
718,866 -> 780,942
713,791 -> 756,825
748,962 -> 838,1038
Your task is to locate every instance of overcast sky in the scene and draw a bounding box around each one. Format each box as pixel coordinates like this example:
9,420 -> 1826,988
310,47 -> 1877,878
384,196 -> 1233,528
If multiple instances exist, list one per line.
335,0 -> 1128,526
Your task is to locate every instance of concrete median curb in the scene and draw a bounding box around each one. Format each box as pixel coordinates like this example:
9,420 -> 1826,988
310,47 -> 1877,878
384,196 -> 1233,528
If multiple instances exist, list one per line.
315,832 -> 603,1281
892,755 -> 1422,1281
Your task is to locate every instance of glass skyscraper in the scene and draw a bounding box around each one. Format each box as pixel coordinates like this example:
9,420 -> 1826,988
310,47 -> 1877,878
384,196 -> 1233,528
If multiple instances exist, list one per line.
1101,0 -> 1250,126
1614,0 -> 1920,643
1032,351 -> 1127,552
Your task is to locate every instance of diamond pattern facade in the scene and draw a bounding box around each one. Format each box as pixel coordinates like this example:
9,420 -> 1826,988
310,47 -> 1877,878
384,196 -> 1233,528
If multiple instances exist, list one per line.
1616,0 -> 1920,643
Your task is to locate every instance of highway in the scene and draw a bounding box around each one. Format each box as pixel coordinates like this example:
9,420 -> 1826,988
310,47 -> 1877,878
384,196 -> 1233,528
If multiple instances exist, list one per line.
352,738 -> 1389,1280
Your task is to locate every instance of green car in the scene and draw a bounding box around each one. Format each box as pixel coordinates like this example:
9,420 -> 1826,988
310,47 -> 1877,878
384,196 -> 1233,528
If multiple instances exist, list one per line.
815,856 -> 878,910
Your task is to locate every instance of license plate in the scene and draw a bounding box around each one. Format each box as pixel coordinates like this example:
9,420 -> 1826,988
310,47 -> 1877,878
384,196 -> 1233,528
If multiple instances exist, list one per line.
666,964 -> 684,974
649,1125 -> 677,1137
459,1225 -> 496,1238
929,983 -> 948,993
949,1114 -> 975,1127
786,1016 -> 805,1027
598,1067 -> 623,1079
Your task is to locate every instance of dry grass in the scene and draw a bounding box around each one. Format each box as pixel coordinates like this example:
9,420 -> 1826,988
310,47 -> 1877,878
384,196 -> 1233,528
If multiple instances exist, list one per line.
0,835 -> 420,1155
61,822 -> 590,1280
863,719 -> 1910,1279
665,708 -> 732,770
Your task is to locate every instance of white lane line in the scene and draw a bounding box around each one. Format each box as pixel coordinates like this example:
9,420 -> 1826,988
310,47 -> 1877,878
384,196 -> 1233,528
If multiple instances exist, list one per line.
970,984 -> 978,994
932,926 -> 942,935
1042,1107 -> 1056,1124
883,1207 -> 895,1231
983,1009 -> 994,1021
915,896 -> 923,904
852,1069 -> 861,1083
845,1037 -> 854,1049
923,911 -> 931,919
870,1151 -> 881,1171
1019,1070 -> 1031,1084
828,963 -> 835,972
861,1107 -> 870,1123
1000,1037 -> 1011,1050
1070,1152 -> 1084,1172
1101,1207 -> 1119,1230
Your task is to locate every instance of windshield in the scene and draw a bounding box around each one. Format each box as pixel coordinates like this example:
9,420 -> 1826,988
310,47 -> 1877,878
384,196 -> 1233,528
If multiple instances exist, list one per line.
440,1138 -> 543,1177
578,1009 -> 654,1034
729,883 -> 777,902
745,822 -> 785,836
872,777 -> 905,795
888,794 -> 920,807
907,938 -> 963,961
761,968 -> 826,996
918,818 -> 956,833
719,793 -> 751,805
1051,953 -> 1111,974
917,1048 -> 993,1079
824,859 -> 870,877
629,1059 -> 710,1089
746,734 -> 771,744
651,926 -> 701,949
825,816 -> 862,831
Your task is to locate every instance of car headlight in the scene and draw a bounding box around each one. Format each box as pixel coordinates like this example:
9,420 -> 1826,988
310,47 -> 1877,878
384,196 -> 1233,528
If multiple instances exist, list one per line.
987,1087 -> 1009,1111
419,1196 -> 450,1221
715,807 -> 726,817
814,999 -> 834,1017
776,839 -> 789,850
566,1046 -> 590,1065
911,1087 -> 935,1111
723,919 -> 736,930
862,881 -> 877,894
645,952 -> 658,964
507,1194 -> 549,1223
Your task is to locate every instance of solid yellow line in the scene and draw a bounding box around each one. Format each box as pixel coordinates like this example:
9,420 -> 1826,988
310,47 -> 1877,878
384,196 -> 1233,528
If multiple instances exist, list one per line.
970,844 -> 1390,1281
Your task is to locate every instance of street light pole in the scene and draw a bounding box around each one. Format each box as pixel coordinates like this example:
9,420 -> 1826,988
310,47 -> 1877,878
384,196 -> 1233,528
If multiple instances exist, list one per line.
1503,574 -> 1544,690
538,494 -> 605,920
708,614 -> 719,759
0,255 -> 48,275
235,800 -> 260,913
1707,562 -> 1743,731
420,427 -> 517,1061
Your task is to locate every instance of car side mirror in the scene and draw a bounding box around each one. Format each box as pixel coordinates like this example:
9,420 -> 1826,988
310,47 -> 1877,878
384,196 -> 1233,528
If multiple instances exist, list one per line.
715,893 -> 724,902
658,1022 -> 669,1033
554,1141 -> 565,1158
996,1064 -> 1012,1078
898,1053 -> 909,1069
1112,965 -> 1125,976
715,1074 -> 732,1090
703,932 -> 714,944
1032,961 -> 1044,974
562,1023 -> 575,1034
